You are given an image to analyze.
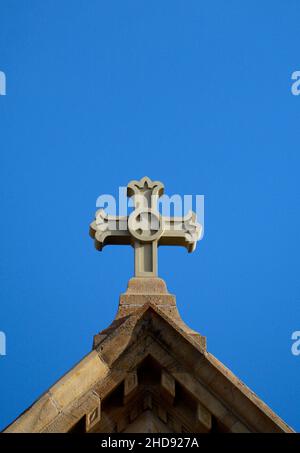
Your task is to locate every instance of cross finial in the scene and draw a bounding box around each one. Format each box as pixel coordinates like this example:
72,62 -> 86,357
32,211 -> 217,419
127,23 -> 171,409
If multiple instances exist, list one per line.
90,177 -> 202,277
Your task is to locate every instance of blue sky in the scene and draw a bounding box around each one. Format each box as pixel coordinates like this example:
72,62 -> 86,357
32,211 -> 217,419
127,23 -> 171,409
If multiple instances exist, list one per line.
0,1 -> 299,431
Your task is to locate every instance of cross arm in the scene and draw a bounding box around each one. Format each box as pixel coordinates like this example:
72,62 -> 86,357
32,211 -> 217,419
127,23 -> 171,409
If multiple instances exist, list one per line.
89,209 -> 130,251
159,211 -> 202,253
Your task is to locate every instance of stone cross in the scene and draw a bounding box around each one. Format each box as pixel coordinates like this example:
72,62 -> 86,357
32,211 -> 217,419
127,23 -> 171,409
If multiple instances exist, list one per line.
90,177 -> 202,277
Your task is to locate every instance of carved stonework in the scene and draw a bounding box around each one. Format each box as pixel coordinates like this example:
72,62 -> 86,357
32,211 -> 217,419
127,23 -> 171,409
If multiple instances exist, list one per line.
90,177 -> 202,277
2,178 -> 294,434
